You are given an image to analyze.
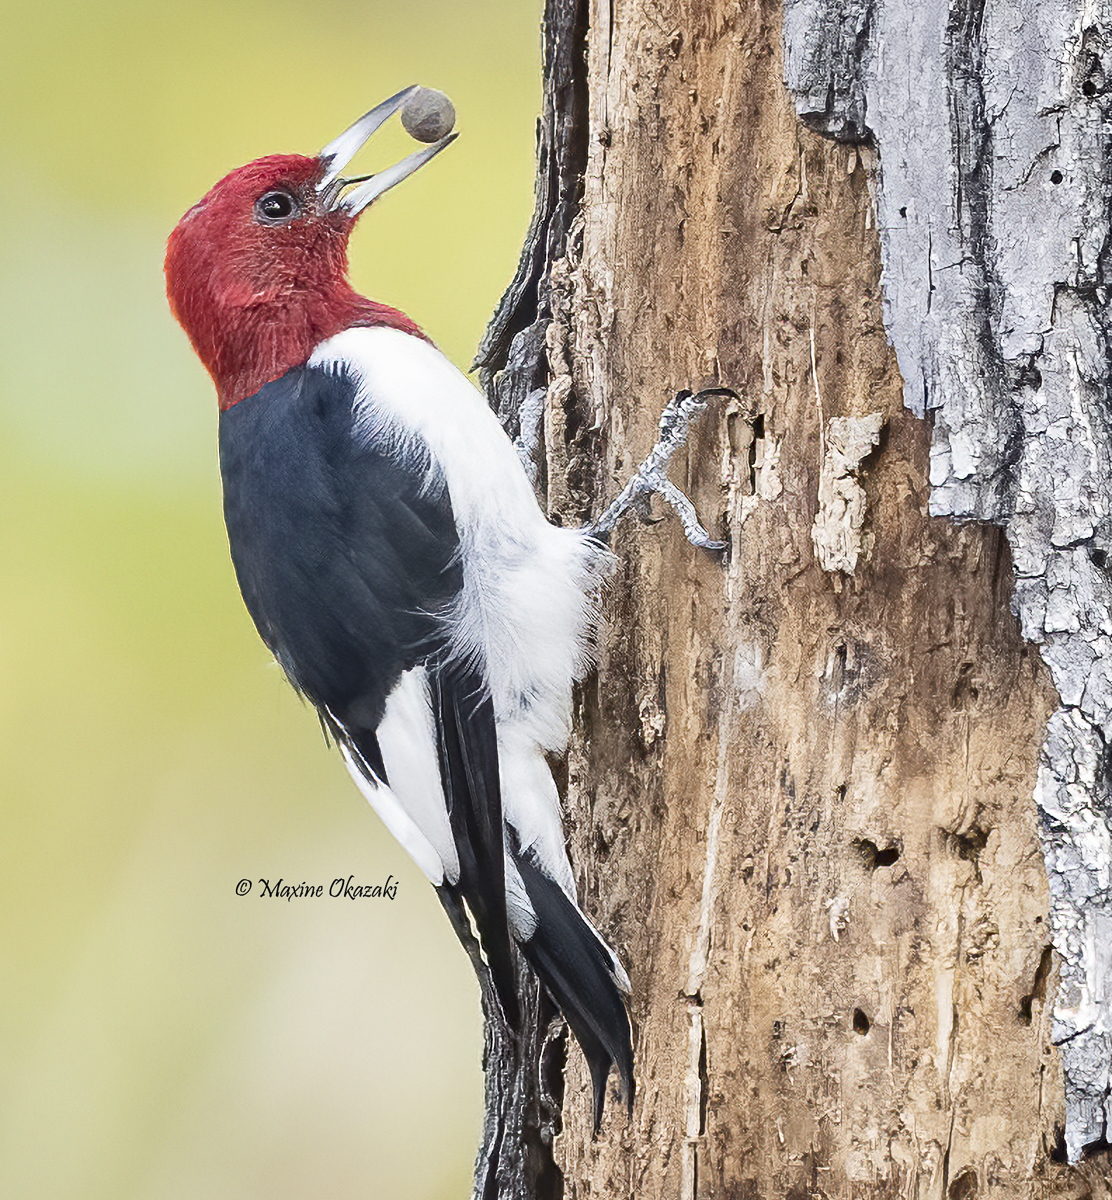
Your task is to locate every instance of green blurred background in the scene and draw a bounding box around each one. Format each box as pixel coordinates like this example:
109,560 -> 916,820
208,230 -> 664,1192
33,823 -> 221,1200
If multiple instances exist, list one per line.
1,2 -> 541,1196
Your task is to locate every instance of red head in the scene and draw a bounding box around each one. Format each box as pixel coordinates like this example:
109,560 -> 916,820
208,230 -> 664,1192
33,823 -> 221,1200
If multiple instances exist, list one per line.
165,89 -> 456,408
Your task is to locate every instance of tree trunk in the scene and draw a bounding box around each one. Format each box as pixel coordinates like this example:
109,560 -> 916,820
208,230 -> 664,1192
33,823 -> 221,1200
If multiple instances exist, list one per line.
475,0 -> 1112,1196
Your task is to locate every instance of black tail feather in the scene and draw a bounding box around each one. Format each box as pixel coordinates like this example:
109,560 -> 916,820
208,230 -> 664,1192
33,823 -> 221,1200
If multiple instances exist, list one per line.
514,853 -> 634,1129
431,659 -> 519,1028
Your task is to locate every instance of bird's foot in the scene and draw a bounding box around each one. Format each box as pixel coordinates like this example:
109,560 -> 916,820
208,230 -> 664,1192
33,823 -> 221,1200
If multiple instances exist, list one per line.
588,387 -> 738,551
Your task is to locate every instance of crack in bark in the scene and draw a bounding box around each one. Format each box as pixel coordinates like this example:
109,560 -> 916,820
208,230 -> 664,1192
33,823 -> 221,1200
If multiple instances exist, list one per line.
469,2 -> 593,1196
675,644 -> 742,1200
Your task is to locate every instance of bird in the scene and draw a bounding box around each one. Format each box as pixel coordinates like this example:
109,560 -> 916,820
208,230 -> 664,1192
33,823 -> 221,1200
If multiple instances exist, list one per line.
164,87 -> 633,1125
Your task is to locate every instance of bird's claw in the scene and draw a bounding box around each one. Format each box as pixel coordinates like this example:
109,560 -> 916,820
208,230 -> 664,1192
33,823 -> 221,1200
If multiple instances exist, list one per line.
588,386 -> 738,552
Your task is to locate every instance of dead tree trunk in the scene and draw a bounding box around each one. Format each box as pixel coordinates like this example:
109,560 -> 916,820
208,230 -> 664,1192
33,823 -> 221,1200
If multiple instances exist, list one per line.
475,0 -> 1112,1196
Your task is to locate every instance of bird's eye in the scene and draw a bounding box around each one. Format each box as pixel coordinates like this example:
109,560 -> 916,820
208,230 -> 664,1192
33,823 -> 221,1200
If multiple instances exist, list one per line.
254,190 -> 299,224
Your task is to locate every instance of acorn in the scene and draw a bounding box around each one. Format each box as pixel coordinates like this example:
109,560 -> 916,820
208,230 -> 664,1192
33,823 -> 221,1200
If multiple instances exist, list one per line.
400,87 -> 457,143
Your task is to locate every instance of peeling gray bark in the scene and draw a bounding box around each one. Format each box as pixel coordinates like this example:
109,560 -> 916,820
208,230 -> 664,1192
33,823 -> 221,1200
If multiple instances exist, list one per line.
784,0 -> 1112,1160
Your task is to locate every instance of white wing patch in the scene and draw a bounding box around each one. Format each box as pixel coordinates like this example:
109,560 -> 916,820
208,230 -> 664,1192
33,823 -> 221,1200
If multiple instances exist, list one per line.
340,667 -> 458,887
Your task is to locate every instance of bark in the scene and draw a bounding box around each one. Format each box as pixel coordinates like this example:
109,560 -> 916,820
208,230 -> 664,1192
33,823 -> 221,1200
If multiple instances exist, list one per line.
475,0 -> 1112,1196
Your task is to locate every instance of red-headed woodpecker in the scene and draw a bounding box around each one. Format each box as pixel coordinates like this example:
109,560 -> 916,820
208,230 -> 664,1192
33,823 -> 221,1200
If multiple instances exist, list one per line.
165,88 -> 633,1124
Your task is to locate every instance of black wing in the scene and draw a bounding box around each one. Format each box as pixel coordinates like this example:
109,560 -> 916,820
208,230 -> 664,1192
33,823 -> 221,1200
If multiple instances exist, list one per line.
219,364 -> 515,1015
219,365 -> 459,728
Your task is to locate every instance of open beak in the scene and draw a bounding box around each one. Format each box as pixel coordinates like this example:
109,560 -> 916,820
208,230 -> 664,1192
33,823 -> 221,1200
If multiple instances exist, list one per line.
317,87 -> 457,216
